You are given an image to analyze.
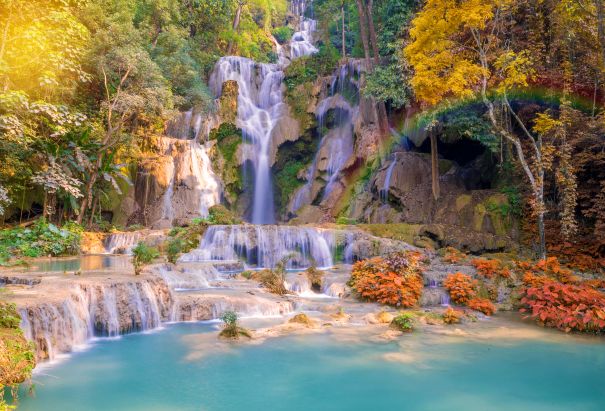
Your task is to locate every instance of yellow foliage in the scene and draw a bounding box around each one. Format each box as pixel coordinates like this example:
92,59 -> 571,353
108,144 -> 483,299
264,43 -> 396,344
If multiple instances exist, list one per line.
405,0 -> 531,107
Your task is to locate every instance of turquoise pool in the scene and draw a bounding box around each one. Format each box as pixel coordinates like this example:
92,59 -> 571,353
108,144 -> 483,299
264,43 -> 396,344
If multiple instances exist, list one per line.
17,322 -> 605,411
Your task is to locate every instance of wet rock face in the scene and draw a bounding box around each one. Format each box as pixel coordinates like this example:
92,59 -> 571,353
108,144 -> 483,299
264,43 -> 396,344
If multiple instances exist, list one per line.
348,152 -> 518,252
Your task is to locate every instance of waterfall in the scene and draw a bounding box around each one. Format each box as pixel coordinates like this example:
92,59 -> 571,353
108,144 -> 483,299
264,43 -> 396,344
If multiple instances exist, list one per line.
158,110 -> 221,223
209,57 -> 284,224
104,232 -> 141,254
380,157 -> 397,203
289,63 -> 358,213
289,0 -> 318,59
19,279 -> 172,361
180,225 -> 343,269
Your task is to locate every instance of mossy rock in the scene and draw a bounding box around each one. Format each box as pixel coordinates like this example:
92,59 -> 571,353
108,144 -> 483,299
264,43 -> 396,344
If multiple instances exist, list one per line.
218,80 -> 238,124
455,194 -> 472,212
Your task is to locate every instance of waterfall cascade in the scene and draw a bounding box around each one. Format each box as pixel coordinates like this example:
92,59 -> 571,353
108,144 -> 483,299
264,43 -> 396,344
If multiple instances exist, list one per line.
380,156 -> 398,203
179,225 -> 338,268
290,62 -> 359,213
104,232 -> 141,254
289,0 -> 318,59
209,1 -> 317,223
156,110 -> 221,226
19,278 -> 172,360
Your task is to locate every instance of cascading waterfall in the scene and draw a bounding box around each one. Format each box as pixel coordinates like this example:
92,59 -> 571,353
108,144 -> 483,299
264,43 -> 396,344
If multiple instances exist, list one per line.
104,232 -> 141,254
380,156 -> 397,203
19,279 -> 172,360
290,63 -> 358,213
209,57 -> 283,224
180,225 -> 342,268
209,1 -> 317,223
289,0 -> 318,59
158,110 -> 221,222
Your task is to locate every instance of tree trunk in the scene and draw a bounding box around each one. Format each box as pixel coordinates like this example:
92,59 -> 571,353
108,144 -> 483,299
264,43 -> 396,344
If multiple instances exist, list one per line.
227,2 -> 243,55
430,132 -> 440,200
341,1 -> 346,58
596,0 -> 605,73
355,0 -> 372,69
366,0 -> 379,64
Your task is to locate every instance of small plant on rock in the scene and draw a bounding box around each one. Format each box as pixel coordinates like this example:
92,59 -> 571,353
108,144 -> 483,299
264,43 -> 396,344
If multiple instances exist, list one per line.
218,311 -> 251,339
132,242 -> 160,275
442,307 -> 463,324
390,312 -> 415,332
443,272 -> 477,304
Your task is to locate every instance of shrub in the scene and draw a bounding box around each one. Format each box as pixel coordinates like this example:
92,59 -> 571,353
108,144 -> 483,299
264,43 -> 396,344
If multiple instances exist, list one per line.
520,282 -> 605,333
132,243 -> 160,275
517,256 -> 579,284
272,26 -> 294,44
390,312 -> 415,332
471,258 -> 511,279
443,272 -> 477,304
164,219 -> 208,262
0,303 -> 21,329
166,237 -> 184,264
442,307 -> 463,324
349,251 -> 424,307
218,311 -> 251,339
442,247 -> 466,264
0,219 -> 82,263
207,204 -> 241,225
467,298 -> 496,316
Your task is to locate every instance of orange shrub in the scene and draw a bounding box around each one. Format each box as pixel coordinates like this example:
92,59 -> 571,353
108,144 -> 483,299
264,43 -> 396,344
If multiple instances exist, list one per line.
443,247 -> 466,264
350,251 -> 424,307
442,307 -> 463,324
522,272 -> 554,288
443,272 -> 477,304
467,298 -> 496,316
471,258 -> 511,279
521,282 -> 605,332
517,257 -> 579,284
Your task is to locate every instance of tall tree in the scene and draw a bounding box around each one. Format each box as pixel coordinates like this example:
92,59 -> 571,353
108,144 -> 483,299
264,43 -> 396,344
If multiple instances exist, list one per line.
405,0 -> 550,258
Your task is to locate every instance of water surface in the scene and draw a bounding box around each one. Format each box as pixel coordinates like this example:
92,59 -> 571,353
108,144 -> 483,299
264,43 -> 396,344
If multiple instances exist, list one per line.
18,322 -> 605,411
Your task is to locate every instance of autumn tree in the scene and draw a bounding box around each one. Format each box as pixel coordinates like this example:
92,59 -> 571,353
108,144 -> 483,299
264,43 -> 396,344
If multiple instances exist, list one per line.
405,0 -> 556,258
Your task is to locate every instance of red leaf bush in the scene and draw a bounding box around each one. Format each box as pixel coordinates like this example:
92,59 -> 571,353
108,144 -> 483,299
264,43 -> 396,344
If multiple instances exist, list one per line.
471,258 -> 511,279
350,251 -> 424,307
467,297 -> 496,316
520,282 -> 605,333
443,272 -> 477,304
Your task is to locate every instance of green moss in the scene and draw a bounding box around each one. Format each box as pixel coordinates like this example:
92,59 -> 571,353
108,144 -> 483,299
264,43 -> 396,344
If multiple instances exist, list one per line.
456,194 -> 472,212
273,129 -> 319,213
210,123 -> 243,204
358,223 -> 422,244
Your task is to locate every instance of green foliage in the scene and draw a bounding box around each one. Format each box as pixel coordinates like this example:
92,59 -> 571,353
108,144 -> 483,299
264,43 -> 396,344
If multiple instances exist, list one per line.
363,63 -> 411,108
0,303 -> 21,329
131,242 -> 160,275
218,310 -> 251,339
0,219 -> 82,263
221,310 -> 238,327
274,161 -> 307,209
284,44 -> 340,91
336,217 -> 357,225
272,26 -> 294,44
166,237 -> 184,264
206,204 -> 242,225
390,312 -> 415,332
165,218 -> 209,262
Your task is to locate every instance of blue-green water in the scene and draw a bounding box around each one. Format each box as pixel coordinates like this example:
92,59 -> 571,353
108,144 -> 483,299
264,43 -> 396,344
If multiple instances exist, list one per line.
18,322 -> 605,411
